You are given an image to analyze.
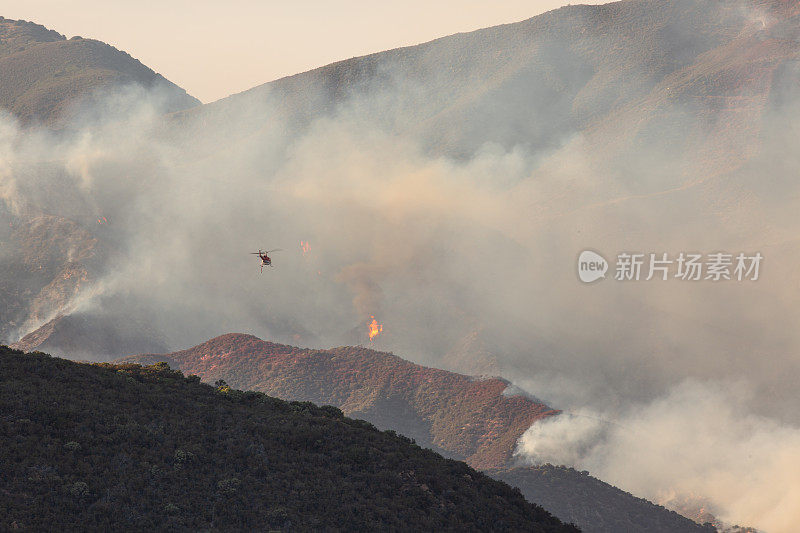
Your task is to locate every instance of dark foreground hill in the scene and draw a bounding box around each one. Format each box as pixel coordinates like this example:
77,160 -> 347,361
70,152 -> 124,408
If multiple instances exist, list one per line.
122,334 -> 711,533
0,346 -> 577,532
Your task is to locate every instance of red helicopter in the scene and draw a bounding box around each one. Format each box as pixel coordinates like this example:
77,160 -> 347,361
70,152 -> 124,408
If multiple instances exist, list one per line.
250,249 -> 282,272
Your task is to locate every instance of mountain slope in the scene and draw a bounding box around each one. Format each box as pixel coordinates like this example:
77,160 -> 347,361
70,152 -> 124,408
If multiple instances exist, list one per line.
120,333 -> 558,469
0,16 -> 199,348
10,311 -> 168,361
122,334 -> 712,533
199,0 -> 799,165
491,466 -> 714,533
0,213 -> 98,344
0,345 -> 577,531
0,17 -> 199,123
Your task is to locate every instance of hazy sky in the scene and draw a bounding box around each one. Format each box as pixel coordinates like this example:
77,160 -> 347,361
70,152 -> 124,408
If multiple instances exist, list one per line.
3,1 -> 604,103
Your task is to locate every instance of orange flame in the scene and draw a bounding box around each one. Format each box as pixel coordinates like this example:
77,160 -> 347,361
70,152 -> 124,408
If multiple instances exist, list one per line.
97,216 -> 107,225
368,316 -> 383,342
300,240 -> 310,255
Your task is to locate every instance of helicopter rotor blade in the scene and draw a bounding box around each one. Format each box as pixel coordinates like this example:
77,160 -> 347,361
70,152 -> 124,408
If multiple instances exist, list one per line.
265,249 -> 283,253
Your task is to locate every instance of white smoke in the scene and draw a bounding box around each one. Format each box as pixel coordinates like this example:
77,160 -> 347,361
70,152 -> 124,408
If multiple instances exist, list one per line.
515,381 -> 800,532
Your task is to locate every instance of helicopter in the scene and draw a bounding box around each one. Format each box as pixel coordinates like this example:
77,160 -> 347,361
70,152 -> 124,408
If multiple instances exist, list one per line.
250,249 -> 282,272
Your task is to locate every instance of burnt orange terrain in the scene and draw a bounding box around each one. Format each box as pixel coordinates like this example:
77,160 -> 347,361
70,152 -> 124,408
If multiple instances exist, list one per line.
123,333 -> 558,469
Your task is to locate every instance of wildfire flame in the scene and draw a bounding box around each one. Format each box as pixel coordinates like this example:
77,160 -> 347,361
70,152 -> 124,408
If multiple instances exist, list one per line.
97,216 -> 107,225
368,316 -> 383,342
300,240 -> 310,255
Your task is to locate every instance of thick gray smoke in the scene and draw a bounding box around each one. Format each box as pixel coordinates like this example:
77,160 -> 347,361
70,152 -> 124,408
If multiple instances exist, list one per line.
3,23 -> 800,528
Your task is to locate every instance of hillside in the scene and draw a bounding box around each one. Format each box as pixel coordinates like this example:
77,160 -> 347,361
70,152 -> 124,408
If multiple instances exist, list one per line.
0,17 -> 199,124
491,466 -> 714,533
198,0 -> 800,166
122,334 -> 712,533
11,312 -> 168,362
0,345 -> 577,531
120,333 -> 559,469
0,16 -> 200,348
0,16 -> 201,350
0,213 -> 98,345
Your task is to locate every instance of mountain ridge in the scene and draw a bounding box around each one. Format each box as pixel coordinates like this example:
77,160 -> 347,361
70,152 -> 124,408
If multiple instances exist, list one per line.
119,333 -> 558,469
0,16 -> 199,124
120,333 -> 713,533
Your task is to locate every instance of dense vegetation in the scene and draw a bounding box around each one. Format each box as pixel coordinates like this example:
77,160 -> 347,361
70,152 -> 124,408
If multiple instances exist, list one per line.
0,346 -> 578,531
